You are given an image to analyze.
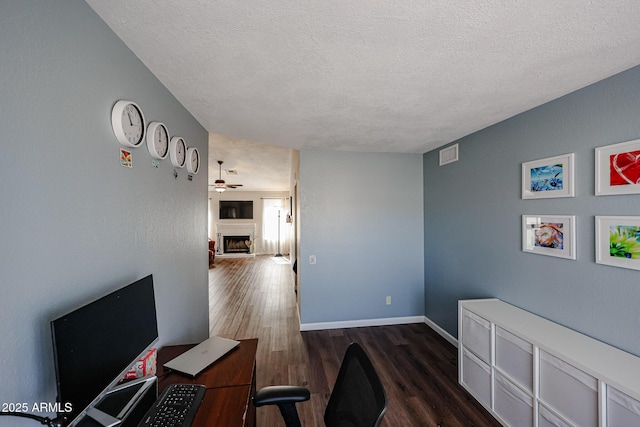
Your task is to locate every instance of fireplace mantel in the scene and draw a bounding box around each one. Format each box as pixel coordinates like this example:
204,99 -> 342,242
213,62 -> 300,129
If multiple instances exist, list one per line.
216,223 -> 256,257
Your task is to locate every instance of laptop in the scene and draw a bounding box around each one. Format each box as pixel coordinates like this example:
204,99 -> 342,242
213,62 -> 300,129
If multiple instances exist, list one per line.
163,336 -> 240,377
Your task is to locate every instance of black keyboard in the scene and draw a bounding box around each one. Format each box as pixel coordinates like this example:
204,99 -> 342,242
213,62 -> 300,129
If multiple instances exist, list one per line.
137,383 -> 206,427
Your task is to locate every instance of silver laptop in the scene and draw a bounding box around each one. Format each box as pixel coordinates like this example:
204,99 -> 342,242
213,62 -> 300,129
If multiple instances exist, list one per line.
163,336 -> 240,377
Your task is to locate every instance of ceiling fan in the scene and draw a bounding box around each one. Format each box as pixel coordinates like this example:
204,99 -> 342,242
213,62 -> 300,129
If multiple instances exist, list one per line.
209,160 -> 243,192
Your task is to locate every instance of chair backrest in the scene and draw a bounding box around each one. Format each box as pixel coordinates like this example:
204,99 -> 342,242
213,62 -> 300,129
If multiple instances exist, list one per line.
324,343 -> 387,427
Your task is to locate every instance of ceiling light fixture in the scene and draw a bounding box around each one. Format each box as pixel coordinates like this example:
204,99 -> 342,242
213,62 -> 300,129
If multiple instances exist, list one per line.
209,160 -> 243,193
215,160 -> 226,192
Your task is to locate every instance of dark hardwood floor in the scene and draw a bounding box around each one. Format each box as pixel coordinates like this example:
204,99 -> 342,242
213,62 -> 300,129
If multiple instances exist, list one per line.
209,256 -> 500,427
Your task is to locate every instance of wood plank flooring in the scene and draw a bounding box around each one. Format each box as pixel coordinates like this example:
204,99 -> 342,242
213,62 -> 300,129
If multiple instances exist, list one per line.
209,256 -> 501,427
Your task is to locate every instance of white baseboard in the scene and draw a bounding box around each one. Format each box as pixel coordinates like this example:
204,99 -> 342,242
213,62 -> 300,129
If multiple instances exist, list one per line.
300,315 -> 424,331
299,314 -> 459,349
423,315 -> 458,347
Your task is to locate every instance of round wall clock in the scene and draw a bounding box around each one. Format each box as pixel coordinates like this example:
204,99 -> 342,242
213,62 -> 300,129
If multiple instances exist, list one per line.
111,100 -> 145,147
169,136 -> 187,168
186,147 -> 200,174
146,122 -> 169,159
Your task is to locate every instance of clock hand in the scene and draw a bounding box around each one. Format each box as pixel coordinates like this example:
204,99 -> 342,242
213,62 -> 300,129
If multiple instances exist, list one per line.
126,110 -> 134,126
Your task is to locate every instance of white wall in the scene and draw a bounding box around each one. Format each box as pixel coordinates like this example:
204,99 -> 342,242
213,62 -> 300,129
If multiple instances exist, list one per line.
0,2 -> 209,424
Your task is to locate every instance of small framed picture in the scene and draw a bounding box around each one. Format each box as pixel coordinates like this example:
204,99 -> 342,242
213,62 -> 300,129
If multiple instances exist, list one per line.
595,139 -> 640,196
522,153 -> 575,199
522,215 -> 576,260
596,216 -> 640,270
120,148 -> 132,168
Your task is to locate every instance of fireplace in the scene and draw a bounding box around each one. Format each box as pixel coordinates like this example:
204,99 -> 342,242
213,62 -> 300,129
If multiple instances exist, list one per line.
216,223 -> 256,257
224,235 -> 251,254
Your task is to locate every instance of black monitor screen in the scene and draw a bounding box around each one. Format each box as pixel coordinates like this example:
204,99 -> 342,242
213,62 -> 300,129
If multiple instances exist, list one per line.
50,274 -> 158,422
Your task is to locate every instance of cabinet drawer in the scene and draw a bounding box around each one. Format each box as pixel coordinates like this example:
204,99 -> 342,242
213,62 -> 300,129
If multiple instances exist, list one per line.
461,347 -> 491,408
461,309 -> 491,362
495,326 -> 533,391
607,386 -> 640,427
494,371 -> 533,427
538,403 -> 574,427
539,351 -> 597,427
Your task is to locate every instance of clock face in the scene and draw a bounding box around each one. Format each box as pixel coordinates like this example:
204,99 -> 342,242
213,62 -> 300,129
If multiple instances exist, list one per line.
170,136 -> 187,168
186,147 -> 200,174
177,140 -> 186,165
111,100 -> 145,147
146,122 -> 169,159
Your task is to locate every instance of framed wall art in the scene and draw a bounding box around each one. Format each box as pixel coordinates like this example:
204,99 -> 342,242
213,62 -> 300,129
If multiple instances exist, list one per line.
595,139 -> 640,196
595,216 -> 640,270
522,153 -> 575,199
522,215 -> 576,260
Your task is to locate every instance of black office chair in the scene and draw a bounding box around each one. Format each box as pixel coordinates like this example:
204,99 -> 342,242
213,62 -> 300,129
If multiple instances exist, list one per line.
253,342 -> 387,427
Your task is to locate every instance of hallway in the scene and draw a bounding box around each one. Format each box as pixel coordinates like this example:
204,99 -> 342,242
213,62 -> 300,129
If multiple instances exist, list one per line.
208,256 -> 500,426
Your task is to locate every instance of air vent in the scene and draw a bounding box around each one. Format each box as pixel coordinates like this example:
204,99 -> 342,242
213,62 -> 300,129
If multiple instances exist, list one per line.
439,144 -> 459,166
226,169 -> 238,175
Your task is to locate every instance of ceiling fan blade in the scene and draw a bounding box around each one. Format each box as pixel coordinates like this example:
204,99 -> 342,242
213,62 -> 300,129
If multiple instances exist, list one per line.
226,184 -> 243,188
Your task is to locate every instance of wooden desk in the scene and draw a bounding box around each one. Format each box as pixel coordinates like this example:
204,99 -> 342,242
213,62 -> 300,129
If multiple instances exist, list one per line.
157,338 -> 257,427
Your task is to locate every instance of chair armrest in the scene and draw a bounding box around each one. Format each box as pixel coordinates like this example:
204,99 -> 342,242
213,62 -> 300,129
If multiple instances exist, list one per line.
253,386 -> 310,407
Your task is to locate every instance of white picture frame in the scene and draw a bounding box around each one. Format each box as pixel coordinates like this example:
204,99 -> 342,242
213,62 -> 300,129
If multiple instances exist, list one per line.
595,216 -> 640,270
595,139 -> 640,196
522,215 -> 576,260
522,153 -> 575,199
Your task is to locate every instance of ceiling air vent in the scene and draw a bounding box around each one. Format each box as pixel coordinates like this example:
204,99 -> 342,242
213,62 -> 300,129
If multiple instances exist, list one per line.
439,144 -> 459,166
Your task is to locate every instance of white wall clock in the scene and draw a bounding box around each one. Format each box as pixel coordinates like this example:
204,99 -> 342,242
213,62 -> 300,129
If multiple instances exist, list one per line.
169,136 -> 187,168
186,147 -> 200,174
111,100 -> 145,147
146,122 -> 169,160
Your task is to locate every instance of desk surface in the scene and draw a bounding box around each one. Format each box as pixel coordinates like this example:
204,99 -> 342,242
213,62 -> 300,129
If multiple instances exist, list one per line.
157,338 -> 258,427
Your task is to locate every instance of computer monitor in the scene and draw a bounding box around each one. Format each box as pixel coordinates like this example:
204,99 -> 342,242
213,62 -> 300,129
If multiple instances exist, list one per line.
50,274 -> 159,424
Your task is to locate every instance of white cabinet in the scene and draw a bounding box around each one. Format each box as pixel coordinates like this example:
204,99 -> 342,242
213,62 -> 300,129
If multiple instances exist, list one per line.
462,347 -> 492,407
495,326 -> 533,391
607,386 -> 640,425
459,299 -> 640,427
494,370 -> 534,426
461,309 -> 492,362
539,351 -> 598,427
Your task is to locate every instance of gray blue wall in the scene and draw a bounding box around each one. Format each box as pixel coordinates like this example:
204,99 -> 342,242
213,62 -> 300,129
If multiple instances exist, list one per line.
299,150 -> 424,326
0,1 -> 209,423
424,65 -> 640,356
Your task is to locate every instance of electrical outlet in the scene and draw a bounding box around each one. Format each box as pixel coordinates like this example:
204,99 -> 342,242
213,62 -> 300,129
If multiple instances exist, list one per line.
386,296 -> 391,305
309,255 -> 317,265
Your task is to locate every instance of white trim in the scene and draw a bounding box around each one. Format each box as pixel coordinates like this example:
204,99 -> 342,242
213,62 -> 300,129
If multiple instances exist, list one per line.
298,315 -> 459,349
300,316 -> 424,331
424,315 -> 458,347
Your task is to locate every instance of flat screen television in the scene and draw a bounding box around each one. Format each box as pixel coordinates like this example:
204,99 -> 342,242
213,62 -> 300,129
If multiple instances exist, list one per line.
50,274 -> 159,424
219,200 -> 253,219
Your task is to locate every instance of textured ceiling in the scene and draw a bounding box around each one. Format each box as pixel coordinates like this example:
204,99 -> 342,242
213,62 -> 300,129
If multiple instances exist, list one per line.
208,133 -> 292,192
86,1 -> 640,187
